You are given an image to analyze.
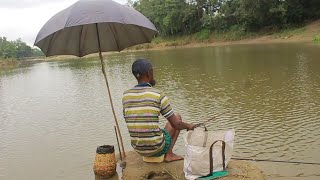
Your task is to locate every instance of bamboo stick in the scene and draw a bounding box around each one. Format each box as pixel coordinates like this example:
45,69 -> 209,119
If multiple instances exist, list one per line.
114,126 -> 122,160
96,23 -> 126,158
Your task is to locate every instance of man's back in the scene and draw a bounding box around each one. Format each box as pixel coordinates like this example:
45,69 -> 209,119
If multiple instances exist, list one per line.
122,83 -> 173,156
123,59 -> 194,161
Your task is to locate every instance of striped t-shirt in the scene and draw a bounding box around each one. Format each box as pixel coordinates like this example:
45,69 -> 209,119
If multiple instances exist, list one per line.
122,83 -> 174,156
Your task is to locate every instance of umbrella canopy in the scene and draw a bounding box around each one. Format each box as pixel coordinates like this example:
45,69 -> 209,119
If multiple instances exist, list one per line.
34,0 -> 157,57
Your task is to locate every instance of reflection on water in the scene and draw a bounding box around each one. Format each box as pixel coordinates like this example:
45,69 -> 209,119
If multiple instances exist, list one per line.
0,43 -> 320,179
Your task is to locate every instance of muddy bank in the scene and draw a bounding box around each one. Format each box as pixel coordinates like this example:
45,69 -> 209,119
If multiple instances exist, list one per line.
107,151 -> 265,180
0,60 -> 18,68
0,59 -> 46,69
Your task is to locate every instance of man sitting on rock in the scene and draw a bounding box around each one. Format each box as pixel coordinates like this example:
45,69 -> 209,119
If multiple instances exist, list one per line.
122,59 -> 195,162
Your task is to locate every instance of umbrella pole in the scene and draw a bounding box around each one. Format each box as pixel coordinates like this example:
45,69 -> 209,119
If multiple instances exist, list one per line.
98,52 -> 126,158
96,23 -> 126,158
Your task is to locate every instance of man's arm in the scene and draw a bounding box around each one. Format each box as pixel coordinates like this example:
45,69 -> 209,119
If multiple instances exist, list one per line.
167,114 -> 195,131
159,93 -> 194,130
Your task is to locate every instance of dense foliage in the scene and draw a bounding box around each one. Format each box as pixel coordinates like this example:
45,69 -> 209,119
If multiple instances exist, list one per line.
131,0 -> 320,36
0,37 -> 43,60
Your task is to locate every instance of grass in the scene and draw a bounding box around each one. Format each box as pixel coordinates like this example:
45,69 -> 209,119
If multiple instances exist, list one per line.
127,29 -> 257,50
211,30 -> 257,41
148,25 -> 308,49
313,35 -> 320,43
195,29 -> 211,41
0,57 -> 16,61
273,27 -> 306,39
128,25 -> 262,50
0,59 -> 18,68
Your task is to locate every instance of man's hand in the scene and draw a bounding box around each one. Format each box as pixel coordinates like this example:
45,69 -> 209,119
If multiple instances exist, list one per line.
186,123 -> 196,131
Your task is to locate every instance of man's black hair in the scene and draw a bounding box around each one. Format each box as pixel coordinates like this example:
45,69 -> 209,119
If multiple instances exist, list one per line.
132,59 -> 153,78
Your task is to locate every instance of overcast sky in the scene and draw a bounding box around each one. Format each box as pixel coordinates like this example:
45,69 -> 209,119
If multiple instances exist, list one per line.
0,0 -> 127,46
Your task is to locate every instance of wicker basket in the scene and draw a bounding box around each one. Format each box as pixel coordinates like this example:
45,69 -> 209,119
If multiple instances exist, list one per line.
93,145 -> 116,178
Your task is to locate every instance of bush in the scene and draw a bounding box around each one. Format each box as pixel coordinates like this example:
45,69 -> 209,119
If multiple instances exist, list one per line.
212,25 -> 249,41
196,29 -> 211,41
274,27 -> 305,39
152,37 -> 165,44
313,35 -> 320,43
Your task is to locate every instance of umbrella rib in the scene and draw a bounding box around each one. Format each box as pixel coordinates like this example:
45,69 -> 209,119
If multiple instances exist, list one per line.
96,23 -> 102,52
79,25 -> 84,57
108,23 -> 121,51
138,25 -> 150,44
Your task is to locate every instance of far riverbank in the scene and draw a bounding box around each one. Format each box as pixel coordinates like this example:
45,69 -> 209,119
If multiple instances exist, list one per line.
1,20 -> 319,68
126,20 -> 320,52
0,60 -> 17,68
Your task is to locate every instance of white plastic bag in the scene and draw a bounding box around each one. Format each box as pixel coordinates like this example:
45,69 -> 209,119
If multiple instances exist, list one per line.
183,128 -> 235,180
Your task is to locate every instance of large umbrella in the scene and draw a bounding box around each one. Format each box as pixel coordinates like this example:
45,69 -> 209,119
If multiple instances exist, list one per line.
34,0 -> 158,159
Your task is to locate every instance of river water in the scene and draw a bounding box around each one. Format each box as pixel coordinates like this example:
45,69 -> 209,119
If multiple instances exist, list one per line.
0,43 -> 320,179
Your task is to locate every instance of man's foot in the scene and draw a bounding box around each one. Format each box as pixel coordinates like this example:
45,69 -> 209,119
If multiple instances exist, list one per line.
164,153 -> 184,162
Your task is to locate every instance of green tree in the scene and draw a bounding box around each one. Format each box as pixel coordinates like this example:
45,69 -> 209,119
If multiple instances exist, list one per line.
131,0 -> 320,36
0,37 -> 16,59
14,38 -> 33,59
32,48 -> 44,57
0,37 -> 44,60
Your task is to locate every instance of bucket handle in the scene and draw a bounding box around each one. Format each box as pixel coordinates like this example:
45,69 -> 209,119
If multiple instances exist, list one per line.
209,140 -> 226,175
187,123 -> 208,147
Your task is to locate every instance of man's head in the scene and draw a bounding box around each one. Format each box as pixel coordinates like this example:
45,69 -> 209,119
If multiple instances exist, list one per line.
132,59 -> 156,86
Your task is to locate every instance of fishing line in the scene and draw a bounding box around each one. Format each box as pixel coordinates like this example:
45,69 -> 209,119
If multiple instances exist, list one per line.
231,157 -> 320,165
197,113 -> 320,165
195,110 -> 232,128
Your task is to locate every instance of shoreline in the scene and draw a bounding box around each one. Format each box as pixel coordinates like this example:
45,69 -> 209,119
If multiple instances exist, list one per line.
1,38 -> 318,68
123,20 -> 320,53
37,35 -> 320,62
122,37 -> 315,54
